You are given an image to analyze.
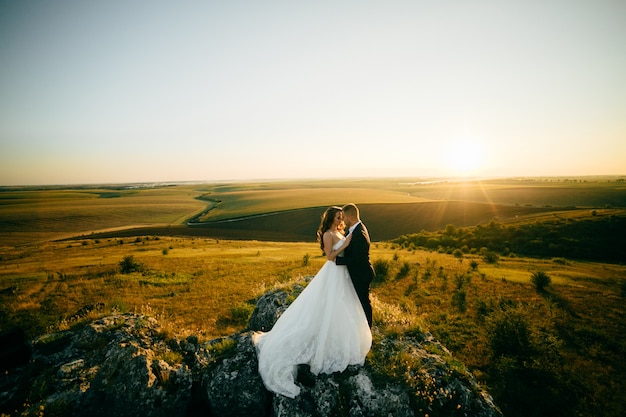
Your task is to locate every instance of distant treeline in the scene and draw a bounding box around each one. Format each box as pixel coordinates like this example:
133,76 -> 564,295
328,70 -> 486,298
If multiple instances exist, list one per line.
393,213 -> 626,263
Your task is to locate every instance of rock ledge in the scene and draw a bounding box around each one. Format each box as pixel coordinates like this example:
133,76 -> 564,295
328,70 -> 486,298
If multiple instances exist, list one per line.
1,287 -> 501,417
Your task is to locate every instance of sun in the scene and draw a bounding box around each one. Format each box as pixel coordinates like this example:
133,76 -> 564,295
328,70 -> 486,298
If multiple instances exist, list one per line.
444,138 -> 486,176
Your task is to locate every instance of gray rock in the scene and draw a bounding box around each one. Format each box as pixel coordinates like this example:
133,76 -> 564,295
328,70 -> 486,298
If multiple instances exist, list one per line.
1,286 -> 502,417
1,313 -> 192,417
248,286 -> 303,332
204,333 -> 271,417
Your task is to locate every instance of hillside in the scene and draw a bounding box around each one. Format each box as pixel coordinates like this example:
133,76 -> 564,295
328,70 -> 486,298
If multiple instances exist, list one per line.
1,236 -> 625,417
1,178 -> 626,416
3,177 -> 626,246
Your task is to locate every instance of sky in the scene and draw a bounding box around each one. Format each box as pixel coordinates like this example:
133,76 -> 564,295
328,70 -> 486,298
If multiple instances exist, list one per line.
1,0 -> 625,186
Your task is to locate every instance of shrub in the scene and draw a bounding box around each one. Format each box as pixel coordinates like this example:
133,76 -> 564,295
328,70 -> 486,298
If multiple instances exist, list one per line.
531,271 -> 551,292
482,250 -> 500,264
452,289 -> 467,312
470,260 -> 479,271
488,309 -> 532,359
452,248 -> 463,258
230,302 -> 254,325
373,259 -> 391,283
454,273 -> 466,289
396,262 -> 411,280
475,299 -> 493,319
119,255 -> 143,274
302,253 -> 310,266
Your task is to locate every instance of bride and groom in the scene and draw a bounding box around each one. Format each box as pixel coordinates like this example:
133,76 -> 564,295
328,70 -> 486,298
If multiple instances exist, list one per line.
253,203 -> 375,398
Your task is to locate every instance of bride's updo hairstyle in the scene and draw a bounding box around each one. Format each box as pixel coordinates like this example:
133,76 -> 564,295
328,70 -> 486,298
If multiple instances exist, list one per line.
316,206 -> 343,251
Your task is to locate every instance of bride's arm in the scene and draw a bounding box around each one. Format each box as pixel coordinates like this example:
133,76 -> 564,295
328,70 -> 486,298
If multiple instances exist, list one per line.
324,232 -> 352,261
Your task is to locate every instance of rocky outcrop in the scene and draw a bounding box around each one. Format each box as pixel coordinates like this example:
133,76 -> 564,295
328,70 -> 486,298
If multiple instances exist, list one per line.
0,286 -> 501,417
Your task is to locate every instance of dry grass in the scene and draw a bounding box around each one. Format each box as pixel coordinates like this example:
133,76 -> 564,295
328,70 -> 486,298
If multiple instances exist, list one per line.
0,186 -> 207,245
0,237 -> 325,339
2,178 -> 626,416
1,236 -> 626,416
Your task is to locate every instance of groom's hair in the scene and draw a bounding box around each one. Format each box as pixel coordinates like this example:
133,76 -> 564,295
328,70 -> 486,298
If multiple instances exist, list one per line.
342,203 -> 359,219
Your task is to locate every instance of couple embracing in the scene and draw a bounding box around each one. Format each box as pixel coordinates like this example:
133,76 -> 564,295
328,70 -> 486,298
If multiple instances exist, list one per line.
253,203 -> 375,398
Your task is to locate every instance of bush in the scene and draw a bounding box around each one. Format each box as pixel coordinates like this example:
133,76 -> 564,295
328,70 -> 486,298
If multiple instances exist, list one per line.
302,253 -> 310,266
119,255 -> 143,274
396,261 -> 411,280
452,289 -> 467,312
452,248 -> 463,258
551,257 -> 568,265
531,271 -> 551,292
482,250 -> 500,264
373,259 -> 391,283
230,302 -> 254,325
488,309 -> 532,359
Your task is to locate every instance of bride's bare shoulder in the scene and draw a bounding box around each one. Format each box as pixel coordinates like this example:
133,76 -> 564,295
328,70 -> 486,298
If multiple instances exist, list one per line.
323,230 -> 340,244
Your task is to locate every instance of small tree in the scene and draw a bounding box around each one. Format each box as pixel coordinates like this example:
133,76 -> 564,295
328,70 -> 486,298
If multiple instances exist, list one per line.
119,255 -> 143,274
531,271 -> 551,292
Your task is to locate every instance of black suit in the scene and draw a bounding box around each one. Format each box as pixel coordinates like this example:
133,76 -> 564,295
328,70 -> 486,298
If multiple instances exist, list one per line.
336,222 -> 374,327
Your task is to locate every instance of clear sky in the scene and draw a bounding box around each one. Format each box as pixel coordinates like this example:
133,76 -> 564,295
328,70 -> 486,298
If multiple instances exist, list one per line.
1,0 -> 625,186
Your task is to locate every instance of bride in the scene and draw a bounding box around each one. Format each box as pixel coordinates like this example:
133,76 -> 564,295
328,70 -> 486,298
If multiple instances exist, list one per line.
252,206 -> 372,398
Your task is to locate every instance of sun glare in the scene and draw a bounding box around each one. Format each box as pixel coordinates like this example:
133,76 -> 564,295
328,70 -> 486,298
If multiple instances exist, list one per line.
444,138 -> 486,176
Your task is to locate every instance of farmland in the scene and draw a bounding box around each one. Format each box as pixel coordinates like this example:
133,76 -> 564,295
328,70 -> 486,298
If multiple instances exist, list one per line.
2,177 -> 624,246
1,176 -> 626,417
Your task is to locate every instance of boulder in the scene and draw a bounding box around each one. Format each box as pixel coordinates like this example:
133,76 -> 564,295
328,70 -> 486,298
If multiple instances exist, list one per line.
204,333 -> 271,417
1,285 -> 502,417
1,313 -> 192,417
247,284 -> 305,332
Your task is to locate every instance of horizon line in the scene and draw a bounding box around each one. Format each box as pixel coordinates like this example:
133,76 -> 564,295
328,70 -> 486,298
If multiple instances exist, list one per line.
1,174 -> 626,189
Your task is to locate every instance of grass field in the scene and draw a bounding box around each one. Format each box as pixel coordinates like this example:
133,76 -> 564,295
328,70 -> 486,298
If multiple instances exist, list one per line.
1,177 -> 625,416
0,186 -> 207,245
3,177 -> 624,246
1,236 -> 625,417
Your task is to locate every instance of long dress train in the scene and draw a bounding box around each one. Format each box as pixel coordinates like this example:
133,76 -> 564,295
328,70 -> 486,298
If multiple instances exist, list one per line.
252,239 -> 372,398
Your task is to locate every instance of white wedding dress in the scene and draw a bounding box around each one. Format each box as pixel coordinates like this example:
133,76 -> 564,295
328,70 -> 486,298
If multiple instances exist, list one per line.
253,238 -> 372,398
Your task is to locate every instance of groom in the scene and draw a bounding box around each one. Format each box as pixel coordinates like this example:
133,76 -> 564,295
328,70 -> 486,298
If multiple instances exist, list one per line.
335,203 -> 374,328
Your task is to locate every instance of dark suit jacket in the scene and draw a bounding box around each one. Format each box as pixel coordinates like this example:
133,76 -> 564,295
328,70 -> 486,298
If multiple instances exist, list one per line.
336,222 -> 375,287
